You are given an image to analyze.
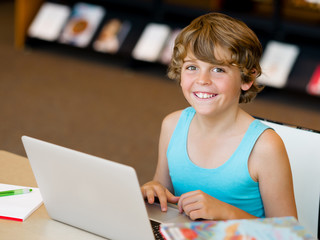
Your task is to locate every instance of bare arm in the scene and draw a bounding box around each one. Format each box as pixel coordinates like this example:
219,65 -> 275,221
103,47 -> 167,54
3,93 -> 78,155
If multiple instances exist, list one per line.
141,111 -> 182,211
250,129 -> 297,218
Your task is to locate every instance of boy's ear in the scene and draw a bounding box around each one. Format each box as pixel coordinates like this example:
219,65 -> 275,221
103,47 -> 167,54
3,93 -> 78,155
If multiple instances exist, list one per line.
241,68 -> 257,91
241,81 -> 254,91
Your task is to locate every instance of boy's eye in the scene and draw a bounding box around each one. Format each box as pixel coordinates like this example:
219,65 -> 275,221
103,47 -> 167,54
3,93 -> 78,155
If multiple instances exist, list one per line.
186,65 -> 197,71
213,67 -> 225,73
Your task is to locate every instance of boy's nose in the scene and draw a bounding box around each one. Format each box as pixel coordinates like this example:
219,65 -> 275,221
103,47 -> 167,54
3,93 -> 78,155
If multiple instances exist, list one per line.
196,72 -> 211,85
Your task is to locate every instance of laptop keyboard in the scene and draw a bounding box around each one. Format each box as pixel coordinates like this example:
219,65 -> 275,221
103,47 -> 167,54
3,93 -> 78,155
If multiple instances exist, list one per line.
150,220 -> 164,240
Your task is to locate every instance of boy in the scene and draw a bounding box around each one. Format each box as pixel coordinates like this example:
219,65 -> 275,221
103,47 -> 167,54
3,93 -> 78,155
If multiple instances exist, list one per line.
141,13 -> 297,220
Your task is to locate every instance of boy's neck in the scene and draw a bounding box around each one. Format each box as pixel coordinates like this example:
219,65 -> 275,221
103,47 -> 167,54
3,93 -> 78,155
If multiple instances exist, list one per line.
192,106 -> 252,136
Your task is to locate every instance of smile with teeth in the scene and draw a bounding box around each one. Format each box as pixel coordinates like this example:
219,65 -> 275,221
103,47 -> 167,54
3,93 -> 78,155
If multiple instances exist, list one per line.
194,92 -> 217,99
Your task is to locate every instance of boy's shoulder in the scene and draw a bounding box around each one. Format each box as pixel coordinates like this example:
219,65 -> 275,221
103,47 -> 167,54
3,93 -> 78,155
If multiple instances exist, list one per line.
163,109 -> 184,126
161,107 -> 195,135
161,108 -> 193,134
164,107 -> 194,121
159,110 -> 185,142
257,127 -> 284,149
252,126 -> 286,162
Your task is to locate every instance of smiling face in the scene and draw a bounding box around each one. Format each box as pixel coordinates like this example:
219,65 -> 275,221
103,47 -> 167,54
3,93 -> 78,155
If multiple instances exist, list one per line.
168,13 -> 263,104
180,49 -> 252,117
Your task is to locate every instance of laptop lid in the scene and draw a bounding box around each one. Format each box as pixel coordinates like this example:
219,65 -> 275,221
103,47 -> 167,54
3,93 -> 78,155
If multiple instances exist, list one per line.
21,136 -> 189,240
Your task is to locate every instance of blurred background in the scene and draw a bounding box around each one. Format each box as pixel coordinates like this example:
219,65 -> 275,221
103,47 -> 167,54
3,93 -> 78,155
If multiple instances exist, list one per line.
1,0 -> 319,184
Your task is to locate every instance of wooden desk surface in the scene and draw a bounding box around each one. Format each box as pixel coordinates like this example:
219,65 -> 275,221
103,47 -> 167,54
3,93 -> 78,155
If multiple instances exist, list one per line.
0,150 -> 106,240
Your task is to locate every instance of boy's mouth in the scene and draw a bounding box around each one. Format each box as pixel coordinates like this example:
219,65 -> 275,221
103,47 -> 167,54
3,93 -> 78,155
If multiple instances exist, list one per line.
194,92 -> 217,99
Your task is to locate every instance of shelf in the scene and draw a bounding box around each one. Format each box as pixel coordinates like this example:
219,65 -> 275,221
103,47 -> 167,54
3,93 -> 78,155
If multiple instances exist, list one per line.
15,0 -> 320,99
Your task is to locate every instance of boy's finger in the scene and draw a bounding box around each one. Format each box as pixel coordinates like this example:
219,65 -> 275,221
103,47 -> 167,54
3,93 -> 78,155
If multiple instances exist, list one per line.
178,196 -> 184,213
177,192 -> 192,213
178,191 -> 199,213
146,189 -> 155,204
166,190 -> 180,203
156,190 -> 168,211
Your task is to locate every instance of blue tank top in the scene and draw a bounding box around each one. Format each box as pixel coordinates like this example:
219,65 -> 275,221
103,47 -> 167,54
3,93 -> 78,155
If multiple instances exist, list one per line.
167,107 -> 270,218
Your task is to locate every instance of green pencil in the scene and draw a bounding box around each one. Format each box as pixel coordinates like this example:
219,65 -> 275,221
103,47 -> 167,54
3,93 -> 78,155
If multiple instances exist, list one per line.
0,188 -> 33,197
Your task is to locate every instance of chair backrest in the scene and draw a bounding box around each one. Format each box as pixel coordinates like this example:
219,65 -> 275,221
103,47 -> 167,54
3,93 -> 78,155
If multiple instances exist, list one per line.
260,119 -> 320,238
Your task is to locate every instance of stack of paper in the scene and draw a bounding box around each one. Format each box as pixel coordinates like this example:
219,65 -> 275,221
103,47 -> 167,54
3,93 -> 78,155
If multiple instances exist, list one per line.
0,183 -> 43,222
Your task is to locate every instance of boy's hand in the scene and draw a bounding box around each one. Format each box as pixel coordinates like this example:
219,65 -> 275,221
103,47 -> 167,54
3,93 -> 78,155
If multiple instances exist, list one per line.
178,190 -> 223,220
141,181 -> 179,212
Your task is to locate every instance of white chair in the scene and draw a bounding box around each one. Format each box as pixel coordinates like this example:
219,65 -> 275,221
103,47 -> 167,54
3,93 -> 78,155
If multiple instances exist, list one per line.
260,118 -> 320,238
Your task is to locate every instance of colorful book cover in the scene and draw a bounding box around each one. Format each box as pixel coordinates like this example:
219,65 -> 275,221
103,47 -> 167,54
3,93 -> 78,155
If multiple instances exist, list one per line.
160,217 -> 316,240
306,65 -> 320,96
93,18 -> 131,54
59,3 -> 106,48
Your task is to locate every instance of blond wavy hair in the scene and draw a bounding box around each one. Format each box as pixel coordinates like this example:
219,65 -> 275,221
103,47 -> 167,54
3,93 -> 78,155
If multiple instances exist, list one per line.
168,12 -> 264,103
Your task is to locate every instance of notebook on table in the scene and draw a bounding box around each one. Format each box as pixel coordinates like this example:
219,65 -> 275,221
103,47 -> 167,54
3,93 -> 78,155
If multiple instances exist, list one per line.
0,183 -> 42,222
21,136 -> 191,240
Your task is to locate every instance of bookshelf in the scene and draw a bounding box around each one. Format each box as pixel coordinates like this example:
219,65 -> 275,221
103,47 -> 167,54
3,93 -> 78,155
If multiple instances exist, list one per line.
15,0 -> 43,49
14,0 -> 320,97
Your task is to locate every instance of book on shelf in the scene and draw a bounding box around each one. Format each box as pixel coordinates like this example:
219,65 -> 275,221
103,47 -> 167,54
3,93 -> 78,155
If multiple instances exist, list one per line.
28,2 -> 71,41
0,183 -> 43,222
132,23 -> 171,62
258,41 -> 300,88
93,18 -> 131,54
160,216 -> 316,240
159,29 -> 181,65
306,64 -> 320,96
59,2 -> 106,48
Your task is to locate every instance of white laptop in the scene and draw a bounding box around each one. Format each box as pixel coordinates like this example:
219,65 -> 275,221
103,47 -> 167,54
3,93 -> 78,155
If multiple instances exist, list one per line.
21,136 -> 191,240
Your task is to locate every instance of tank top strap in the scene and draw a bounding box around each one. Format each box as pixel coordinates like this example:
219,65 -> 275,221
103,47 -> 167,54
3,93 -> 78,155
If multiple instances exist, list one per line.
235,119 -> 271,161
167,107 -> 195,155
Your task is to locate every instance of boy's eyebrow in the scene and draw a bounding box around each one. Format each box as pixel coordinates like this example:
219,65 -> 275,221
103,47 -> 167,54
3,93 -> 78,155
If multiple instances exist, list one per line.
183,58 -> 197,63
183,58 -> 231,67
